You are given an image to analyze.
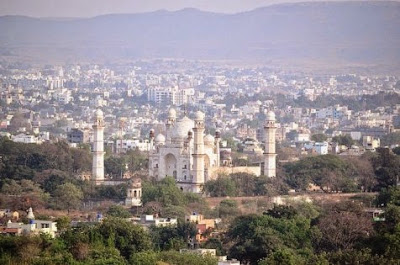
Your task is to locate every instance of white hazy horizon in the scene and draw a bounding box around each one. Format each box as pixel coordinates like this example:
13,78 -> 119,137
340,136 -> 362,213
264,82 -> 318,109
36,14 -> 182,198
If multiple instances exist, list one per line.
0,0 -> 395,18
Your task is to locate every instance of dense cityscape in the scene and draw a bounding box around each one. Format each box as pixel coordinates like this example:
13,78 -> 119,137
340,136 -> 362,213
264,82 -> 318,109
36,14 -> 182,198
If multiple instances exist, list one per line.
1,1 -> 400,265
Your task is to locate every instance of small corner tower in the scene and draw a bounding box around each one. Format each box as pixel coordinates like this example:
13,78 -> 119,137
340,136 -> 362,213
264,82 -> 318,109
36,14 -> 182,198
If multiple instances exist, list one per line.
92,109 -> 105,184
263,111 -> 277,177
125,179 -> 142,207
192,111 -> 205,193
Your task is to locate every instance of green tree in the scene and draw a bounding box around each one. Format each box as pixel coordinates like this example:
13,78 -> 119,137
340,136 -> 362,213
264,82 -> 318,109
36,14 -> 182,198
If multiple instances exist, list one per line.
314,204 -> 373,252
55,216 -> 71,231
381,132 -> 400,147
393,146 -> 400,155
95,184 -> 128,201
332,135 -> 354,148
311,133 -> 328,142
52,182 -> 83,213
265,205 -> 298,219
8,112 -> 31,133
105,156 -> 127,178
219,199 -> 240,219
327,249 -> 393,265
158,250 -> 218,265
125,149 -> 148,171
284,154 -> 355,192
130,251 -> 158,265
142,177 -> 187,207
227,214 -> 313,265
71,147 -> 92,173
373,148 -> 400,190
258,248 -> 305,265
376,186 -> 400,207
97,217 -> 152,259
231,173 -> 257,196
106,205 -> 131,218
89,245 -> 126,265
202,238 -> 225,256
347,156 -> 376,192
1,180 -> 23,195
204,176 -> 237,197
150,221 -> 196,251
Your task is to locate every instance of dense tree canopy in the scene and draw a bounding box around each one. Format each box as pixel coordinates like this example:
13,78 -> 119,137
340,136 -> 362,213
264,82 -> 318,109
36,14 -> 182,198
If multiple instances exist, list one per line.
227,213 -> 313,265
205,173 -> 289,197
284,154 -> 356,192
311,133 -> 328,142
332,135 -> 354,148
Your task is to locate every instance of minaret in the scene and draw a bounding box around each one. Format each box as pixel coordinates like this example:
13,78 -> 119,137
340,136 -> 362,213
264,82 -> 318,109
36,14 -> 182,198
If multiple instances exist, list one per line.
166,108 -> 176,144
192,111 -> 205,193
215,129 -> 221,166
263,111 -> 277,177
92,109 -> 105,184
149,129 -> 155,151
148,129 -> 155,177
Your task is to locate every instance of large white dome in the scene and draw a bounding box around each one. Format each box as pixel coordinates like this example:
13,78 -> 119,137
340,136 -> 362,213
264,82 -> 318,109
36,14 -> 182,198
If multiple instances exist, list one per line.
204,134 -> 215,145
266,111 -> 276,121
168,108 -> 177,119
171,116 -> 194,140
155,133 -> 166,144
195,111 -> 205,121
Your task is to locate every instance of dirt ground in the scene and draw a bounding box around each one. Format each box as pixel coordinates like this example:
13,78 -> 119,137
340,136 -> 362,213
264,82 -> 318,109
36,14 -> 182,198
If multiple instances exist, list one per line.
205,192 -> 377,214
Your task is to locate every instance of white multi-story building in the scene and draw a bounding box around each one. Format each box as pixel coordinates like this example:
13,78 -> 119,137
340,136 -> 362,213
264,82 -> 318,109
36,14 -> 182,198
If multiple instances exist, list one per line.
6,208 -> 58,238
314,142 -> 329,155
12,134 -> 39,144
147,87 -> 195,106
115,139 -> 151,153
363,136 -> 380,151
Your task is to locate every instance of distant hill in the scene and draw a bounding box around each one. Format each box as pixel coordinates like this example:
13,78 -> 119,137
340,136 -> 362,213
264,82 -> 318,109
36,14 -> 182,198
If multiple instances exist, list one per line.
0,1 -> 400,66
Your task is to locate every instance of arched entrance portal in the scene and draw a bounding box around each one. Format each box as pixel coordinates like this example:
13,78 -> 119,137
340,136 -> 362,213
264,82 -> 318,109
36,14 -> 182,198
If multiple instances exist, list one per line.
164,153 -> 177,179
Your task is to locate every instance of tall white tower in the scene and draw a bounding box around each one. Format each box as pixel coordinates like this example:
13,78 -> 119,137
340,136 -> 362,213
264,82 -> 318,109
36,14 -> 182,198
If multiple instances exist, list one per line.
215,129 -> 221,167
92,109 -> 105,184
166,108 -> 176,144
263,111 -> 277,177
192,111 -> 205,193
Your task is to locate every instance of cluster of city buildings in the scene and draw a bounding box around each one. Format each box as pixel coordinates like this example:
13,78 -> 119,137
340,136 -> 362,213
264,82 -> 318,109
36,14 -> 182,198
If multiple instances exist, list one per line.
0,61 -> 399,183
0,208 -> 58,238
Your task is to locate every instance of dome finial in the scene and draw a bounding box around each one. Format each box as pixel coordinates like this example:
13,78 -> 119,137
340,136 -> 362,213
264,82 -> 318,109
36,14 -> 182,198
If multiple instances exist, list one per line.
266,110 -> 275,121
195,111 -> 205,121
168,108 -> 177,119
95,109 -> 103,118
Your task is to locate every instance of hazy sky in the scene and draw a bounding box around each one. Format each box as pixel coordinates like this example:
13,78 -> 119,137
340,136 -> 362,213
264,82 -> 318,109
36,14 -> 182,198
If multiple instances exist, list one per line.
0,0 -> 391,17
